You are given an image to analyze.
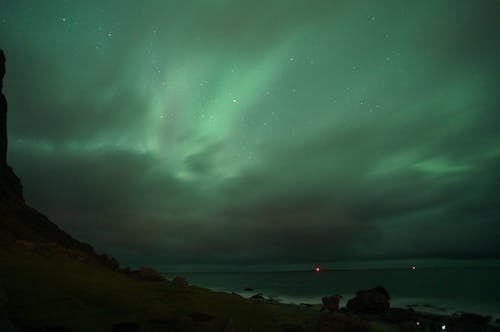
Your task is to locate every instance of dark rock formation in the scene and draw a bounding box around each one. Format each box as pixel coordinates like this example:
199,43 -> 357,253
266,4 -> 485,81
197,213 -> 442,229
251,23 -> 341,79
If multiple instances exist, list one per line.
171,276 -> 189,287
367,286 -> 390,299
0,49 -> 23,202
1,49 -> 7,169
0,166 -> 23,203
135,267 -> 165,282
346,286 -> 390,314
321,295 -> 342,312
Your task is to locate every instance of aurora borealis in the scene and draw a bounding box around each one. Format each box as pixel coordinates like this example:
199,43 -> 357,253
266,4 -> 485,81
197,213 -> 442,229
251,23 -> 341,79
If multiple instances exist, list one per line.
0,1 -> 498,265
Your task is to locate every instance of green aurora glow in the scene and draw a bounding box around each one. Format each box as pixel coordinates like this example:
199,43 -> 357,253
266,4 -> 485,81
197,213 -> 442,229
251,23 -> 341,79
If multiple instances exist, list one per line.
1,0 -> 498,264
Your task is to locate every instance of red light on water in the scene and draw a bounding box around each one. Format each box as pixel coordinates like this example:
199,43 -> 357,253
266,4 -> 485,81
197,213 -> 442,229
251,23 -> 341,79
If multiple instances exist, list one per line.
315,267 -> 320,272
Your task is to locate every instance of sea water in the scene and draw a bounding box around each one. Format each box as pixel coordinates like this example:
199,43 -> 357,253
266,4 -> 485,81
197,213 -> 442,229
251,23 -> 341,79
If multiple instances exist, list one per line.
160,260 -> 500,320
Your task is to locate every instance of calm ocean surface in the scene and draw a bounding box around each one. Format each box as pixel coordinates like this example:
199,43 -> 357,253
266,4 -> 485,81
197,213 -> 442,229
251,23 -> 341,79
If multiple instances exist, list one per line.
160,260 -> 500,319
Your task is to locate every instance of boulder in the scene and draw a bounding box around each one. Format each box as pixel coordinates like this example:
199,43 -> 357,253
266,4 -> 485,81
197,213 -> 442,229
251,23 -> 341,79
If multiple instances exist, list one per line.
171,276 -> 189,288
136,267 -> 165,282
346,286 -> 390,314
322,295 -> 342,312
364,286 -> 390,299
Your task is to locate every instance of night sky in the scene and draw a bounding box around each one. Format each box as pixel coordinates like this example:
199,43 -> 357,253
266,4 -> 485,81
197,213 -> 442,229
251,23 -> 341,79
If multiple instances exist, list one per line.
1,1 -> 499,265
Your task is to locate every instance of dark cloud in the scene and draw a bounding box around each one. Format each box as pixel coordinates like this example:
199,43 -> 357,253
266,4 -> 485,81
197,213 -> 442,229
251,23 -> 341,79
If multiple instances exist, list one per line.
184,141 -> 225,175
1,0 -> 499,265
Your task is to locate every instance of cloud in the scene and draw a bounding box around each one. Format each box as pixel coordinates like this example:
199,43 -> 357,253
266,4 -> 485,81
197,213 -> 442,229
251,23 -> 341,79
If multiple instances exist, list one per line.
1,0 -> 499,265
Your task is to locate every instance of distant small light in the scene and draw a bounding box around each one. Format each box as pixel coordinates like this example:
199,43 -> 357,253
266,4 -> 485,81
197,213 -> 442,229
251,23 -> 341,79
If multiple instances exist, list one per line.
232,99 -> 237,103
441,324 -> 446,330
411,266 -> 416,270
416,321 -> 420,326
315,267 -> 320,272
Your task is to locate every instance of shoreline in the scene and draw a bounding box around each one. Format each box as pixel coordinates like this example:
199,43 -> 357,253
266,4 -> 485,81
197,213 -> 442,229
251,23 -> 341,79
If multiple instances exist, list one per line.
161,266 -> 500,323
227,288 -> 500,332
164,281 -> 500,322
182,284 -> 500,327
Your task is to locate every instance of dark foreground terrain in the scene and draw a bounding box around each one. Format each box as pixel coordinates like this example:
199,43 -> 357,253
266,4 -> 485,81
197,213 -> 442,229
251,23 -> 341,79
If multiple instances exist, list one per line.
1,241 -> 499,332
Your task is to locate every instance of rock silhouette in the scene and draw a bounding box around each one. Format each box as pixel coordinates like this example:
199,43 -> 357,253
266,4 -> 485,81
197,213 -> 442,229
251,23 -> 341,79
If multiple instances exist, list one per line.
172,276 -> 189,287
135,267 -> 165,282
321,295 -> 342,313
0,49 -> 23,202
346,286 -> 390,314
0,49 -> 6,168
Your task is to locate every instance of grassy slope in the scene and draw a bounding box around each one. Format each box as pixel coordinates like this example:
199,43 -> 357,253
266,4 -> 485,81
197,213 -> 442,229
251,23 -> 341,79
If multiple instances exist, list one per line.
0,243 -> 318,332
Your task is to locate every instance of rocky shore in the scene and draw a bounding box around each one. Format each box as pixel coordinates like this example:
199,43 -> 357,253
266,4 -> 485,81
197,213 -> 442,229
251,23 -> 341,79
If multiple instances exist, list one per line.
245,286 -> 499,332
